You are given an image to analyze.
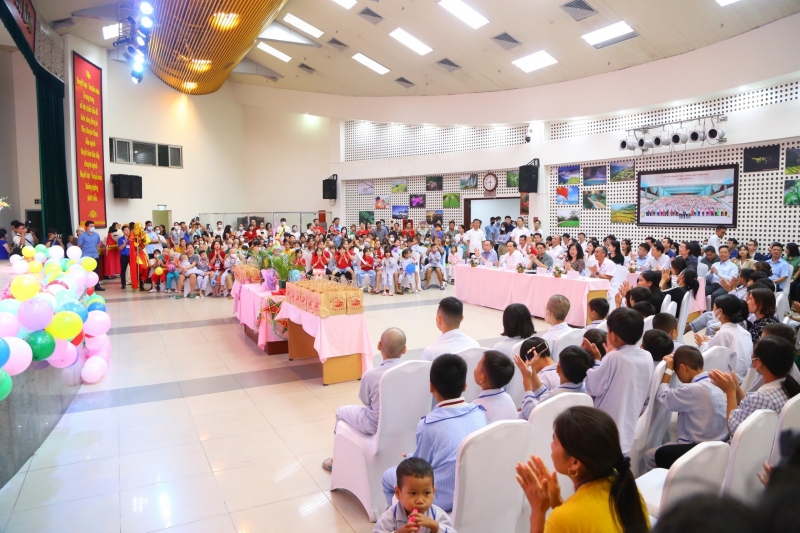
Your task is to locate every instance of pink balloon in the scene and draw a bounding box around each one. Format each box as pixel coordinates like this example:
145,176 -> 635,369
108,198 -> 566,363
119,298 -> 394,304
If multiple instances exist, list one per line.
80,356 -> 108,383
2,337 -> 33,376
0,312 -> 20,337
83,311 -> 111,337
85,334 -> 109,350
49,341 -> 78,368
18,297 -> 54,331
85,272 -> 99,287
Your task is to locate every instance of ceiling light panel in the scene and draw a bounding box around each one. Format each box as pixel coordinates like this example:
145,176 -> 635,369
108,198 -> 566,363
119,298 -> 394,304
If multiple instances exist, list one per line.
331,0 -> 357,8
389,28 -> 432,55
512,50 -> 558,73
352,53 -> 389,74
716,0 -> 741,5
581,21 -> 637,48
438,0 -> 489,29
102,23 -> 120,40
283,13 -> 323,38
258,42 -> 292,62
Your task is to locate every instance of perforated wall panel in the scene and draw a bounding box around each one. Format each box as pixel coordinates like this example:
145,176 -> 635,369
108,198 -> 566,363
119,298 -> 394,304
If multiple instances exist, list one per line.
344,122 -> 527,162
549,81 -> 800,140
548,139 -> 800,249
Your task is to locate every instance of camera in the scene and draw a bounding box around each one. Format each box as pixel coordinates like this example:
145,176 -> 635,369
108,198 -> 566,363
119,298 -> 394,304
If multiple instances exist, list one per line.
525,125 -> 533,143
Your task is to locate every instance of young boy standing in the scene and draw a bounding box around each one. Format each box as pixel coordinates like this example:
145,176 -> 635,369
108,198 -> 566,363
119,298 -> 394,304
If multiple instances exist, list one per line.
381,354 -> 487,512
472,350 -> 517,424
375,457 -> 457,533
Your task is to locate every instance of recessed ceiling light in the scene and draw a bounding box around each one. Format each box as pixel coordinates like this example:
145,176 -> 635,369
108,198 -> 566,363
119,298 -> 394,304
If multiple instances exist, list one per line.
512,50 -> 558,73
283,13 -> 323,38
438,0 -> 489,29
183,82 -> 198,91
189,59 -> 212,73
716,0 -> 741,5
331,0 -> 357,8
210,12 -> 240,30
257,42 -> 292,62
352,53 -> 389,75
102,23 -> 120,40
389,28 -> 432,55
581,21 -> 636,47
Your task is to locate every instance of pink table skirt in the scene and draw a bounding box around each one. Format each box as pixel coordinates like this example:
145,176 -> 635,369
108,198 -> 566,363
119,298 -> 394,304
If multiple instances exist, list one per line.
276,302 -> 374,374
234,282 -> 288,349
454,265 -> 610,326
626,272 -> 706,314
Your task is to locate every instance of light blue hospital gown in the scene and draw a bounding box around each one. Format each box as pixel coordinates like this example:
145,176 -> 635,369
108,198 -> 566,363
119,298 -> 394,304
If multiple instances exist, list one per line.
381,403 -> 487,512
335,358 -> 404,435
519,382 -> 587,421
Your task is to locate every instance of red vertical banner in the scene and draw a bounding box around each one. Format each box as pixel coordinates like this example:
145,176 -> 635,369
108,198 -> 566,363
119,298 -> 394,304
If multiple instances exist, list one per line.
73,53 -> 107,227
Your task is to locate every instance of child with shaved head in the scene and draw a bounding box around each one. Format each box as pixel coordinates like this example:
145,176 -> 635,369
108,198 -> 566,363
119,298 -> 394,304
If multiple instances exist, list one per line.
323,327 -> 407,472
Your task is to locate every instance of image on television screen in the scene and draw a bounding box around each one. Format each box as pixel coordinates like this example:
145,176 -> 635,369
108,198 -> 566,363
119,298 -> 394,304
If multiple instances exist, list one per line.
637,165 -> 738,227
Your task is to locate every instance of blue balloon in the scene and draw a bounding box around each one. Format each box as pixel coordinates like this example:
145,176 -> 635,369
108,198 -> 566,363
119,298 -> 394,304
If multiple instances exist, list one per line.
87,302 -> 106,313
16,326 -> 32,339
405,263 -> 416,274
0,300 -> 21,315
58,300 -> 89,323
0,338 -> 9,367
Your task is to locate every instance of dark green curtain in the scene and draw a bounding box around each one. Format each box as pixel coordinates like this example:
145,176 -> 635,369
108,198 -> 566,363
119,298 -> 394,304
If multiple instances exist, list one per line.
1,4 -> 73,236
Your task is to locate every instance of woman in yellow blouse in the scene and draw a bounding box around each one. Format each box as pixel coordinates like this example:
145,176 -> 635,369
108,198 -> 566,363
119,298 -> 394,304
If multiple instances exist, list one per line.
516,406 -> 650,533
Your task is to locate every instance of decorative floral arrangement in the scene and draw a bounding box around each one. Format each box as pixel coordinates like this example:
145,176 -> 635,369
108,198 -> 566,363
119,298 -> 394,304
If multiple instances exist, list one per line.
468,256 -> 480,267
0,197 -> 10,211
628,263 -> 638,273
516,263 -> 526,273
553,265 -> 565,278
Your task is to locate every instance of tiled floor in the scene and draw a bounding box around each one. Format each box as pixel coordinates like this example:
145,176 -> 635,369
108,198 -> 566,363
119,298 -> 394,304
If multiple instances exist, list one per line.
0,282 -> 535,533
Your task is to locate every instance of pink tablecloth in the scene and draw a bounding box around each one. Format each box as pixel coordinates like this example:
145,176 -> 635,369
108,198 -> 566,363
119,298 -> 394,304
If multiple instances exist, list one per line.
233,282 -> 288,349
454,265 -> 610,326
626,272 -> 706,314
276,302 -> 374,374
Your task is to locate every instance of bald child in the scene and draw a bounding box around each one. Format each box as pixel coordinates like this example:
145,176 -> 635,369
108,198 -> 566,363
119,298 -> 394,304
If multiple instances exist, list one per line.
323,327 -> 407,472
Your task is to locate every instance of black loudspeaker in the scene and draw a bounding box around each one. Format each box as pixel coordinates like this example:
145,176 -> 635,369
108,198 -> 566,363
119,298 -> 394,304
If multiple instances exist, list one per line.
519,164 -> 539,193
130,175 -> 142,199
111,174 -> 143,199
323,176 -> 337,200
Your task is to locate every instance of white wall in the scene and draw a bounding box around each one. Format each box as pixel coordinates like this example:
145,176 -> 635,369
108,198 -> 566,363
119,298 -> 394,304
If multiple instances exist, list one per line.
470,198 -> 521,228
10,50 -> 38,220
0,50 -> 20,230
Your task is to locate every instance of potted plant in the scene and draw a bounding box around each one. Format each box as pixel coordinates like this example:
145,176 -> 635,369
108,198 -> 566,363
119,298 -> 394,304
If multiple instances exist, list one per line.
468,256 -> 480,268
516,263 -> 526,273
553,265 -> 565,278
628,263 -> 638,273
269,253 -> 293,289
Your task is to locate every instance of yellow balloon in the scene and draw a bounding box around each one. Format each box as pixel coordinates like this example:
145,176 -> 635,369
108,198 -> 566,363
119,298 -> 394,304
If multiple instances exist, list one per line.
45,311 -> 83,340
155,267 -> 163,276
21,246 -> 35,258
45,262 -> 62,275
81,257 -> 98,271
28,260 -> 43,273
10,274 -> 39,301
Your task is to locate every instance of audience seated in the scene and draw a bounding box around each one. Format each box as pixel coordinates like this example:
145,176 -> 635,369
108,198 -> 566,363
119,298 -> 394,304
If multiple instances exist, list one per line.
582,329 -> 607,359
745,323 -> 800,391
421,297 -> 479,362
645,346 -> 728,469
633,301 -> 656,318
582,308 -> 653,454
745,287 -> 779,345
695,294 -> 753,381
540,295 -> 572,344
518,336 -> 560,391
381,353 -> 487,512
653,312 -> 682,351
584,298 -> 609,329
642,329 -> 675,368
472,350 -> 518,423
492,303 -> 536,356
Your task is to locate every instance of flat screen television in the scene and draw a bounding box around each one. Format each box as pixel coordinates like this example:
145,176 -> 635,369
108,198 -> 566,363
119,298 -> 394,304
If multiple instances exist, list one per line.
637,164 -> 738,227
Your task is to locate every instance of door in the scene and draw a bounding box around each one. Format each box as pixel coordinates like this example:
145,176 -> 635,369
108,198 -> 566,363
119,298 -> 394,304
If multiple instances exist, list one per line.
151,210 -> 171,231
25,210 -> 42,241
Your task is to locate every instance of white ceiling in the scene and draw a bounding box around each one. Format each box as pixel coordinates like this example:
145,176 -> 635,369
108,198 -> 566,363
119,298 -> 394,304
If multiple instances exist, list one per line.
31,0 -> 800,97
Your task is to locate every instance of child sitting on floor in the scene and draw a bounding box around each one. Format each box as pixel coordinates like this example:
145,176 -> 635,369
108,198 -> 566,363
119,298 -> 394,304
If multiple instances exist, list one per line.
375,457 -> 457,533
472,350 -> 518,424
514,345 -> 594,420
381,353 -> 487,513
322,328 -> 407,472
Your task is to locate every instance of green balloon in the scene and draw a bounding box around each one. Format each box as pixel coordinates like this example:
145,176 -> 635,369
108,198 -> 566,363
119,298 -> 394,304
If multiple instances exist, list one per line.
25,330 -> 56,361
34,244 -> 48,254
0,370 -> 11,401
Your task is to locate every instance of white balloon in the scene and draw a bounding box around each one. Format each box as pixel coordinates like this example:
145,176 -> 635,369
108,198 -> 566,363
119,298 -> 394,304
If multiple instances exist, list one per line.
9,254 -> 22,264
34,252 -> 47,263
48,246 -> 65,260
66,246 -> 82,261
11,260 -> 29,274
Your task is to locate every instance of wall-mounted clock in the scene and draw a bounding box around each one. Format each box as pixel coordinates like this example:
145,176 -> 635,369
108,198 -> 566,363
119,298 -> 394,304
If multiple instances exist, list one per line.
483,172 -> 498,191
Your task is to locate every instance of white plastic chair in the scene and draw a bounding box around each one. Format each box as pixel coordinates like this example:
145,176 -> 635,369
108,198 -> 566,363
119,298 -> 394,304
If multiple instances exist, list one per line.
636,315 -> 655,347
552,329 -> 585,361
331,360 -> 432,521
635,441 -> 730,520
629,361 -> 678,477
608,265 -> 628,307
596,319 -> 607,332
623,255 -> 631,266
451,421 -> 533,533
660,294 -> 672,313
769,395 -> 800,464
702,346 -> 733,374
302,250 -> 313,273
675,291 -> 693,343
666,301 -> 678,317
783,265 -> 794,294
506,340 -> 526,408
455,347 -> 488,403
776,293 -> 790,321
697,262 -> 709,280
721,409 -> 778,500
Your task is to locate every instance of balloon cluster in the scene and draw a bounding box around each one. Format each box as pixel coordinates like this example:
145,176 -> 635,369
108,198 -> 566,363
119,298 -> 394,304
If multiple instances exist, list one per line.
0,244 -> 113,401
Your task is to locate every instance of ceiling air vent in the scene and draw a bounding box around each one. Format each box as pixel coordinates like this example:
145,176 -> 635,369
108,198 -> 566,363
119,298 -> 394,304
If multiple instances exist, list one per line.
358,7 -> 383,25
51,17 -> 75,30
328,37 -> 349,51
395,77 -> 414,88
560,0 -> 598,21
491,32 -> 521,51
298,63 -> 316,74
437,58 -> 461,72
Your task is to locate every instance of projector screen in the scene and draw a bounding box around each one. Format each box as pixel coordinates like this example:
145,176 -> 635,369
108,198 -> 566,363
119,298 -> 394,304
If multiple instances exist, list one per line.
637,164 -> 738,227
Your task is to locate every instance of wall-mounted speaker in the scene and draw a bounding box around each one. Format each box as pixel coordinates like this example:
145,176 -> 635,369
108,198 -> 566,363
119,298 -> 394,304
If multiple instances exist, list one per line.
111,174 -> 143,199
519,164 -> 539,193
323,174 -> 338,200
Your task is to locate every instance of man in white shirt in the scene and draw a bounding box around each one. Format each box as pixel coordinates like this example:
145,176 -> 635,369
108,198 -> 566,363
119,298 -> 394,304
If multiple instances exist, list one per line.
509,217 -> 531,246
546,235 -> 565,264
213,221 -> 224,238
532,219 -> 546,239
577,232 -> 588,253
421,297 -> 480,362
706,226 -> 726,255
464,219 -> 486,256
706,244 -> 740,303
540,295 -> 572,347
588,246 -> 616,280
497,241 -> 524,269
645,242 -> 672,271
517,235 -> 532,259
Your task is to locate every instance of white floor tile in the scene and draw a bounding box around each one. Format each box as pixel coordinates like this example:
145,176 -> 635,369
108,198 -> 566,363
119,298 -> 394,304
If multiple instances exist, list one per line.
192,407 -> 270,441
151,514 -> 236,533
257,396 -> 335,428
29,429 -> 120,470
120,417 -> 199,455
120,442 -> 212,490
230,493 -> 354,533
119,474 -> 227,533
274,417 -> 336,455
15,457 -> 120,511
214,457 -> 321,513
119,398 -> 191,428
201,429 -> 293,472
0,473 -> 25,516
295,448 -> 334,492
184,390 -> 256,417
49,408 -> 120,439
326,490 -> 375,533
5,492 -> 120,533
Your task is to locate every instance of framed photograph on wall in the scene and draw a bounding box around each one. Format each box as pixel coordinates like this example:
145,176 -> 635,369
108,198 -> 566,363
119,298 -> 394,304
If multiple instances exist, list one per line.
785,147 -> 800,175
520,193 -> 530,215
610,204 -> 636,224
556,186 -> 579,205
785,180 -> 800,206
374,196 -> 389,209
583,189 -> 607,209
425,176 -> 443,191
460,173 -> 479,190
557,209 -> 579,228
358,181 -> 374,195
506,171 -> 520,188
557,165 -> 580,185
392,205 -> 409,219
410,194 -> 426,208
743,145 -> 780,172
391,179 -> 408,193
443,193 -> 460,208
610,161 -> 635,182
359,211 -> 375,224
583,165 -> 607,186
426,210 -> 444,225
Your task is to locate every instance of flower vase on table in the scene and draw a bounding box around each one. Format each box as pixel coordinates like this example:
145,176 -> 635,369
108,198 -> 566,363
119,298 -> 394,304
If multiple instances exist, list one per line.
516,264 -> 526,274
553,266 -> 564,278
469,257 -> 480,268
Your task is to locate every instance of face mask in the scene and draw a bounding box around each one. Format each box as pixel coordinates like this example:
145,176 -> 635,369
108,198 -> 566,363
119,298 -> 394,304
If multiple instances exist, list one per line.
239,226 -> 244,230
146,225 -> 152,230
713,309 -> 722,320
87,227 -> 94,233
155,228 -> 161,234
217,224 -> 222,228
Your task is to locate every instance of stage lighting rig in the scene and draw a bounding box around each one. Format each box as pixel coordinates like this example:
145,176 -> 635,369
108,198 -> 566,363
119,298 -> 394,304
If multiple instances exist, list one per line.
617,114 -> 728,156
